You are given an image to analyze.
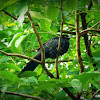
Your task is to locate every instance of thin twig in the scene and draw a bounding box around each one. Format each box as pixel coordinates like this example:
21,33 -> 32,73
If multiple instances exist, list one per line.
90,21 -> 100,29
55,0 -> 63,79
90,89 -> 100,100
0,50 -> 41,63
80,21 -> 100,36
2,9 -> 17,20
59,0 -> 77,99
0,90 -> 44,100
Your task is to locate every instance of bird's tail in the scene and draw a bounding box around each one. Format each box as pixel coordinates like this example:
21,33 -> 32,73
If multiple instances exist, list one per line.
18,52 -> 41,76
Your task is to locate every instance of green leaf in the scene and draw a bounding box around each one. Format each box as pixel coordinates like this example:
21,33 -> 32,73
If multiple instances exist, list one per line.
27,76 -> 38,85
92,76 -> 100,89
20,76 -> 38,85
0,42 -> 6,49
70,79 -> 82,92
78,72 -> 100,89
38,19 -> 51,31
8,33 -> 27,53
0,63 -> 21,71
19,71 -> 37,78
0,56 -> 9,63
94,11 -> 100,22
0,0 -> 20,10
44,5 -> 60,21
50,26 -> 58,33
38,74 -> 49,81
93,50 -> 100,57
0,71 -> 20,83
35,79 -> 70,92
92,0 -> 100,8
29,11 -> 45,20
34,64 -> 42,76
92,50 -> 100,63
92,0 -> 100,22
63,0 -> 78,11
56,90 -> 67,100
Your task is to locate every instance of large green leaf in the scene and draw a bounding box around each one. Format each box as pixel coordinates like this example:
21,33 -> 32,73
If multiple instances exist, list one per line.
17,5 -> 28,26
44,5 -> 60,21
63,0 -> 78,11
29,11 -> 45,20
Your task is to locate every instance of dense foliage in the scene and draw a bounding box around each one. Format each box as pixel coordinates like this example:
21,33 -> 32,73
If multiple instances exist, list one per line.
0,0 -> 100,100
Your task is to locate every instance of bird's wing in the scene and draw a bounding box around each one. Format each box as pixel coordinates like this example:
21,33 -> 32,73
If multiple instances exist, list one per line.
44,37 -> 59,58
44,37 -> 58,49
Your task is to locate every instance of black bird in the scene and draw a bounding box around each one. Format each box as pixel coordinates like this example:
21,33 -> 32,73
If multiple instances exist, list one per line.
18,35 -> 70,75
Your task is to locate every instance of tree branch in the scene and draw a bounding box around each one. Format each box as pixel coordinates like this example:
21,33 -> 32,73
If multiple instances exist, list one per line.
80,28 -> 100,36
90,89 -> 100,100
80,12 -> 93,58
2,9 -> 17,20
80,13 -> 100,70
63,88 -> 77,100
0,50 -> 41,64
90,21 -> 100,29
80,2 -> 99,60
0,90 -> 44,100
26,11 -> 55,78
76,10 -> 84,73
58,30 -> 76,35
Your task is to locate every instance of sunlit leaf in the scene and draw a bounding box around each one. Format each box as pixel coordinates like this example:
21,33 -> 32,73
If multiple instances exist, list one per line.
17,5 -> 28,26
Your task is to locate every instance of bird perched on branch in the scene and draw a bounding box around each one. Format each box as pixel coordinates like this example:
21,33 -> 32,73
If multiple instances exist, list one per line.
18,35 -> 70,76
